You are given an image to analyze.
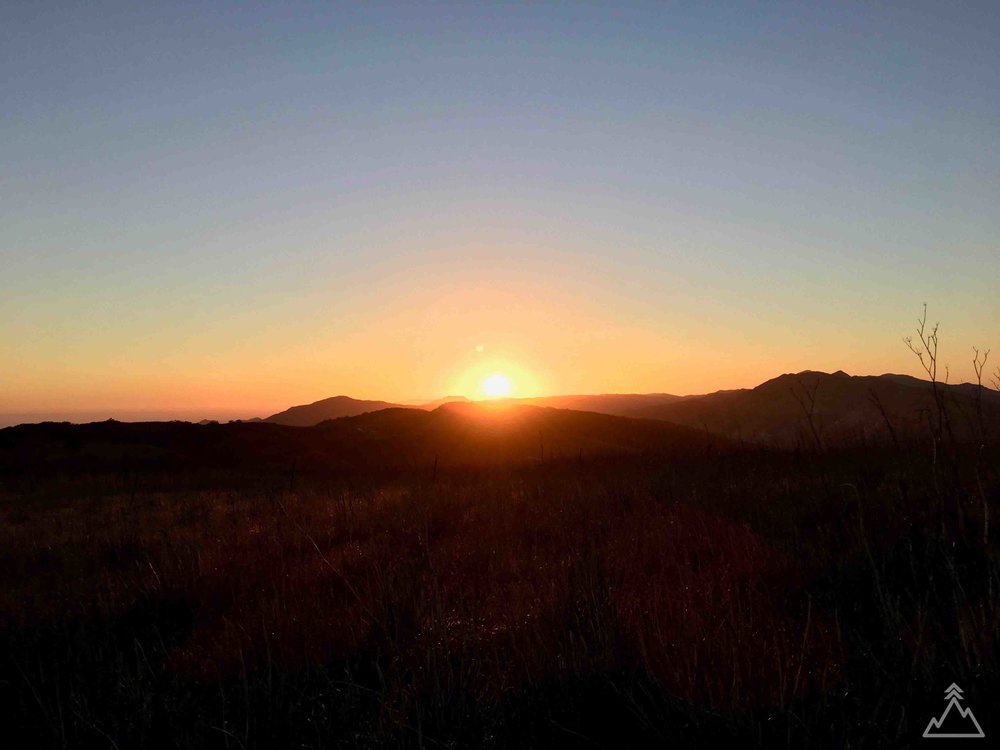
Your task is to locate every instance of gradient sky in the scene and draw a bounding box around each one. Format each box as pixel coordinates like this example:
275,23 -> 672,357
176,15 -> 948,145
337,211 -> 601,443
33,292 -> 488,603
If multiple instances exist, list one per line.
3,1 -> 998,422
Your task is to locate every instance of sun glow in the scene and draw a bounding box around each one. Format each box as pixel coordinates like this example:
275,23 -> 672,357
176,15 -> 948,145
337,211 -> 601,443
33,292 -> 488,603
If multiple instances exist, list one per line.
451,356 -> 541,401
481,373 -> 513,399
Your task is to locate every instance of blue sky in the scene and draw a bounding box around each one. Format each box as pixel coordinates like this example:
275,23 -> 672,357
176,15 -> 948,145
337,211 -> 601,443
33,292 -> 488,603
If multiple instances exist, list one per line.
2,1 -> 998,418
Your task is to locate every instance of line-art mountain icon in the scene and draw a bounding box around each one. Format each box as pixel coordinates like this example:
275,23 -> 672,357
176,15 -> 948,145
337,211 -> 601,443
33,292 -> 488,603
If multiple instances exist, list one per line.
923,683 -> 985,739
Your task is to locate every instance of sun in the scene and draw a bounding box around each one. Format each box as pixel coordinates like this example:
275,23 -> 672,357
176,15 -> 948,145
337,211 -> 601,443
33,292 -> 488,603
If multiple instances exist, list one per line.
481,373 -> 513,399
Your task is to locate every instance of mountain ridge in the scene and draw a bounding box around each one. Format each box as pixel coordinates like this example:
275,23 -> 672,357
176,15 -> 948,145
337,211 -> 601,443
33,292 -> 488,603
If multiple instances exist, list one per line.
263,395 -> 406,426
630,370 -> 1000,447
261,370 -> 1000,446
0,402 -> 716,475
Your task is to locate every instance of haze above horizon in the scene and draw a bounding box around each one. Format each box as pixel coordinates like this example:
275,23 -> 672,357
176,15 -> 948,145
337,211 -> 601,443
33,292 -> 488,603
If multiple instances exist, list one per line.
3,2 -> 998,417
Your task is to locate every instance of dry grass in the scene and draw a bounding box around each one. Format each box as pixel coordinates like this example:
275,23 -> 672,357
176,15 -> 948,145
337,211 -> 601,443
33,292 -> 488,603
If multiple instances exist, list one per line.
1,449 -> 999,748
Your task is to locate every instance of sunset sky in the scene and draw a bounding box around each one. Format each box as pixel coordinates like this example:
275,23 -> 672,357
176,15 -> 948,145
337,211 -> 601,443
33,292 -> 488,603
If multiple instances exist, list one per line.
3,2 -> 998,422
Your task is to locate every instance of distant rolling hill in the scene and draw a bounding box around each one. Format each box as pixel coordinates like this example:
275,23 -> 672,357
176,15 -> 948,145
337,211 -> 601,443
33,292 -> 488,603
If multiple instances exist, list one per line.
0,403 -> 716,476
263,395 -> 406,426
314,401 -> 715,467
510,393 -> 682,416
263,395 -> 474,425
262,393 -> 681,426
259,373 -> 1000,447
630,370 -> 1000,447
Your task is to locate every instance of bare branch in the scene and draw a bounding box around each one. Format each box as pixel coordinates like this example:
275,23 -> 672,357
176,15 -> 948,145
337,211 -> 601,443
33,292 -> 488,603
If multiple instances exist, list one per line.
902,304 -> 952,462
869,388 -> 899,449
972,347 -> 990,385
790,377 -> 823,450
972,347 -> 991,442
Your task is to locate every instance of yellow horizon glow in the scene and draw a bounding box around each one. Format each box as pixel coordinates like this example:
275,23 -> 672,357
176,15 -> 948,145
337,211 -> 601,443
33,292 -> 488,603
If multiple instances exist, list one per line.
2,249 -> 993,419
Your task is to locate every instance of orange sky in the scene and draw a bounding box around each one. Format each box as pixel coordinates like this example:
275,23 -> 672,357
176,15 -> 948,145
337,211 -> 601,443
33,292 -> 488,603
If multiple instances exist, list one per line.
3,5 -> 999,422
3,248 -> 996,422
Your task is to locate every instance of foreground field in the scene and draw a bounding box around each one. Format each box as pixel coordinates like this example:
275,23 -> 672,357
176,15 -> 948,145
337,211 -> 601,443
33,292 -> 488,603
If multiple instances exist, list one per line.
1,442 -> 999,748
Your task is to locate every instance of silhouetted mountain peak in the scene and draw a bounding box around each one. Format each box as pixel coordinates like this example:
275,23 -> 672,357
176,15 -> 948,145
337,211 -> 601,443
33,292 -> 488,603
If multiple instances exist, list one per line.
633,370 -> 1000,447
265,395 -> 406,426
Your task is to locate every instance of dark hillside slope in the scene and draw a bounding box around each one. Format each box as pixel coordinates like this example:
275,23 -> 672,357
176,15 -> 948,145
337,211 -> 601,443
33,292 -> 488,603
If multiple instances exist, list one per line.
0,404 -> 718,477
264,395 -> 404,426
632,371 -> 1000,447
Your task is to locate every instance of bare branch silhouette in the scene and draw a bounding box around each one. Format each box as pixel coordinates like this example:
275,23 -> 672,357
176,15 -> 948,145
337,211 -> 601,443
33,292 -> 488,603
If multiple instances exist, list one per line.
903,303 -> 952,456
868,389 -> 899,449
972,347 -> 990,443
790,376 -> 823,450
